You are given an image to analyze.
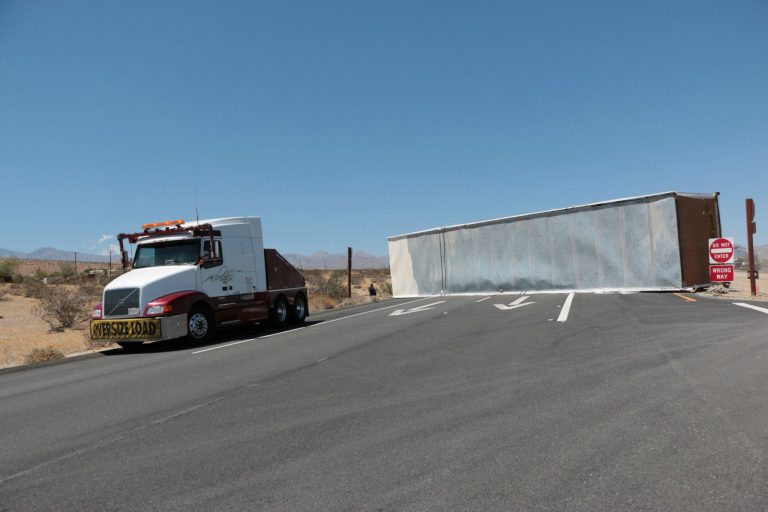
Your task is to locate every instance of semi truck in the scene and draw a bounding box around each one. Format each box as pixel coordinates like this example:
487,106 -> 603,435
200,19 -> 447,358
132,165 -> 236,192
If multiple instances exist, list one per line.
90,217 -> 307,348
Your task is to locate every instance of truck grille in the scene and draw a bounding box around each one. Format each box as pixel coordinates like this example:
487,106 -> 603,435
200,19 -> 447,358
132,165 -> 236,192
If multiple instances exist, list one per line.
104,288 -> 140,317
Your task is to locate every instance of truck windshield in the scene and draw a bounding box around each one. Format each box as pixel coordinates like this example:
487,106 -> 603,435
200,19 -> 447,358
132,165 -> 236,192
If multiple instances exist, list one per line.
133,240 -> 200,268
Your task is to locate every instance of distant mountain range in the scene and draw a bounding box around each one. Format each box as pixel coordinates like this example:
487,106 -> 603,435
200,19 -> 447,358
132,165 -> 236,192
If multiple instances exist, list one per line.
283,251 -> 389,269
0,247 -> 390,269
2,245 -> 765,269
0,247 -> 110,262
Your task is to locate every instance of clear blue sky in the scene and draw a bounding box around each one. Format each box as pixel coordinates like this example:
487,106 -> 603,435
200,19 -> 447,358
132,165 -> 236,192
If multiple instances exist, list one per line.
1,0 -> 766,257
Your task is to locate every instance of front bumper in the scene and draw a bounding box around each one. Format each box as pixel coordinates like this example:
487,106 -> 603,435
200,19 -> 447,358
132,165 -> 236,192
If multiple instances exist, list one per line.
90,314 -> 188,344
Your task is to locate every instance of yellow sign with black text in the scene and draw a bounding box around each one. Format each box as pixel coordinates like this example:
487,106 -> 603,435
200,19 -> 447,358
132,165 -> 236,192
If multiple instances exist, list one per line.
91,319 -> 162,340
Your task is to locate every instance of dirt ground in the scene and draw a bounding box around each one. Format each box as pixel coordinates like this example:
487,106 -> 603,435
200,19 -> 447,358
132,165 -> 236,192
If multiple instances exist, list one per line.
0,285 -> 97,368
700,270 -> 767,301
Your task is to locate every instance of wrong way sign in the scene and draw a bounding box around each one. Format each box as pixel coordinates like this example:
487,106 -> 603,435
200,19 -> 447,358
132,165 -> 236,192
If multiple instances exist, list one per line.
709,238 -> 735,264
710,265 -> 734,282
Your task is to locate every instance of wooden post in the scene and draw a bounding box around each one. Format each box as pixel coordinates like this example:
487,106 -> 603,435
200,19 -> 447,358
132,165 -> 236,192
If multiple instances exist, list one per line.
347,247 -> 352,298
746,199 -> 758,296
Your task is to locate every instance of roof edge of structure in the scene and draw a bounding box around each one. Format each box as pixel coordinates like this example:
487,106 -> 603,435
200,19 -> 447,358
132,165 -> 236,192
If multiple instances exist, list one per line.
387,191 -> 717,242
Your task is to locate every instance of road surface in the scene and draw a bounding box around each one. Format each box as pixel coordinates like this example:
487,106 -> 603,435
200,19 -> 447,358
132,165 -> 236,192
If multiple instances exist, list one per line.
1,293 -> 768,511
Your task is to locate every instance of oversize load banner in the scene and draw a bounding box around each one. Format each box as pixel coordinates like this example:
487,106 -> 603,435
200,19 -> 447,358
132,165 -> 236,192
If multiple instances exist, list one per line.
91,319 -> 162,340
710,265 -> 734,283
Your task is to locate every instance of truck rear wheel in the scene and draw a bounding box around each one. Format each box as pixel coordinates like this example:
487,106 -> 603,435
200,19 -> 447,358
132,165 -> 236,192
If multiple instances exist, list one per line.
187,306 -> 213,343
290,294 -> 307,324
270,296 -> 289,328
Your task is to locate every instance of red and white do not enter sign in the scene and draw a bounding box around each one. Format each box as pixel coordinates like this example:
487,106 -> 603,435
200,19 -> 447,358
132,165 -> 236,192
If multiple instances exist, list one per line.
709,237 -> 735,264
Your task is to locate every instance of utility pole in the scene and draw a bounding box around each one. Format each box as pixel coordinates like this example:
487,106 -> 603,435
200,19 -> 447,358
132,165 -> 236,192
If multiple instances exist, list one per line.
74,251 -> 78,280
108,249 -> 112,278
347,247 -> 353,298
746,198 -> 758,296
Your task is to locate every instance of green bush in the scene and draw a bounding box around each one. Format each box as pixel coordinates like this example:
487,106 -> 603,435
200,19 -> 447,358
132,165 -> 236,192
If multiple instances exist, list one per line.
58,261 -> 77,279
0,258 -> 20,281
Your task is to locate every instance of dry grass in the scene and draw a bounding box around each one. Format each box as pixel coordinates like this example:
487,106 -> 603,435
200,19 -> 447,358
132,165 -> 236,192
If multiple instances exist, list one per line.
24,346 -> 65,365
304,269 -> 392,310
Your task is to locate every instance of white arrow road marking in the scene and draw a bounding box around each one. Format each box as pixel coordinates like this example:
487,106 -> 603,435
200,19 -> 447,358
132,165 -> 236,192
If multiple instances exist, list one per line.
557,293 -> 575,322
734,302 -> 768,315
389,301 -> 446,316
494,296 -> 535,310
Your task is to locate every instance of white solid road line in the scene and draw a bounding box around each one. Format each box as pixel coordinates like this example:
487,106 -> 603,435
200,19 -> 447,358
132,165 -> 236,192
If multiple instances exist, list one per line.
476,297 -> 491,303
557,293 -> 575,322
734,302 -> 768,315
192,297 -> 435,355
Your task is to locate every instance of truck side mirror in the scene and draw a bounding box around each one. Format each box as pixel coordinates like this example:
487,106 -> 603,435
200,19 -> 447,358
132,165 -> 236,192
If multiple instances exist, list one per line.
201,258 -> 223,269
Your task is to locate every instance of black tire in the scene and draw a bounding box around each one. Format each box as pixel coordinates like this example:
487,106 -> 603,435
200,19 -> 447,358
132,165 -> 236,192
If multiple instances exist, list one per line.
290,294 -> 307,325
270,296 -> 289,328
187,305 -> 213,343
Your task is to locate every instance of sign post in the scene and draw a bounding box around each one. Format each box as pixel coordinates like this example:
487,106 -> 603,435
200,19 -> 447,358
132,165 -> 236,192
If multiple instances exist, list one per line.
746,199 -> 758,296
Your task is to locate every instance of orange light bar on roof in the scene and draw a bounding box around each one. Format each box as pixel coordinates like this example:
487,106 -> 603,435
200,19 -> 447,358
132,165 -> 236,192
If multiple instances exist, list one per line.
142,219 -> 185,230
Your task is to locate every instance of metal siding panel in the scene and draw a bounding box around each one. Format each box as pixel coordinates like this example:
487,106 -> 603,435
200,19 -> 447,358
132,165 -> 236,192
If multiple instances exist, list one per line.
571,211 -> 600,289
409,234 -> 443,295
594,206 -> 625,289
649,197 -> 683,287
528,217 -> 551,290
622,203 -> 653,288
549,213 -> 576,289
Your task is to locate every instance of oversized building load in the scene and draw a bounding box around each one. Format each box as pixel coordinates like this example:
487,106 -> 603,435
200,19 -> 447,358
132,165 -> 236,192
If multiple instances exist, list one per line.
388,192 -> 720,296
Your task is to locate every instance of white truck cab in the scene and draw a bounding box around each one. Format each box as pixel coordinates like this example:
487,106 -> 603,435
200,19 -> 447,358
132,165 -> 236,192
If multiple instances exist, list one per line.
91,217 -> 307,347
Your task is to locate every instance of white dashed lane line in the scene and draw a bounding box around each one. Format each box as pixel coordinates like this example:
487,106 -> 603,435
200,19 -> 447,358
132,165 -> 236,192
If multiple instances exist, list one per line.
557,293 -> 575,323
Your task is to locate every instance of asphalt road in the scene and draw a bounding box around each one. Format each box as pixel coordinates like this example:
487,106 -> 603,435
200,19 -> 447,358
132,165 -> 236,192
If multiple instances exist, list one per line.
2,293 -> 768,511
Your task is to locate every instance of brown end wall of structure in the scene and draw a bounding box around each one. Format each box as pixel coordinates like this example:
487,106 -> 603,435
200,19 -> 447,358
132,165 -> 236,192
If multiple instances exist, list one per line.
676,195 -> 721,287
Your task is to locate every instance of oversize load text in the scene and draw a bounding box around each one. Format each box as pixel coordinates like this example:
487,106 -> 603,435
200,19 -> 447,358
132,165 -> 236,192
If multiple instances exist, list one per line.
91,319 -> 161,339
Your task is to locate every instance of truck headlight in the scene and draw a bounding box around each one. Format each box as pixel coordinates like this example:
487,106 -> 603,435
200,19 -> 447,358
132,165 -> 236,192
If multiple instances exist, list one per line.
145,303 -> 173,316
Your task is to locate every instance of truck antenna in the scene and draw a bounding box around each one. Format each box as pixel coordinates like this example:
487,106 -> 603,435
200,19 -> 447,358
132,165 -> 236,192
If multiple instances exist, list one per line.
193,172 -> 200,224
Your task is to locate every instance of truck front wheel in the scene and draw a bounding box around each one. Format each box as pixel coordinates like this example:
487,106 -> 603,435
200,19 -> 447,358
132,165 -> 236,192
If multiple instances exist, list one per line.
187,306 -> 213,343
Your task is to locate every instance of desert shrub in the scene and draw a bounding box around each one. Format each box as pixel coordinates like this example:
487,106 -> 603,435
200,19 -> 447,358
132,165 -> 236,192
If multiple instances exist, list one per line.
0,289 -> 7,301
312,271 -> 348,301
0,258 -> 20,282
36,285 -> 89,330
34,267 -> 49,280
24,346 -> 65,364
379,282 -> 393,295
24,280 -> 46,299
58,261 -> 77,279
77,282 -> 103,301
